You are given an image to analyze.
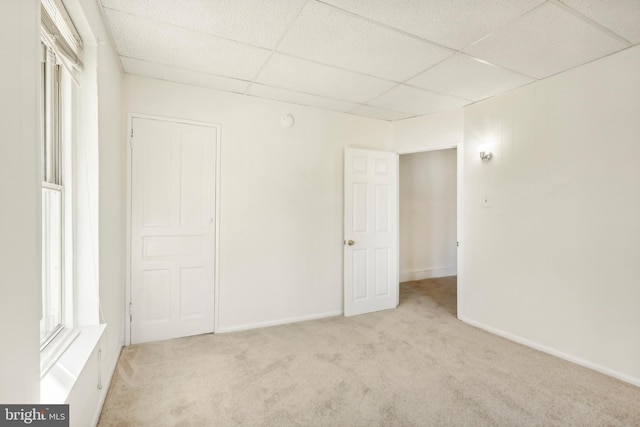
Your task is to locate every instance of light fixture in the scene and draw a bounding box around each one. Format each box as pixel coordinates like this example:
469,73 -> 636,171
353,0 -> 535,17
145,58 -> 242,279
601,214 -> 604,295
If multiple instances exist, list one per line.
479,151 -> 493,162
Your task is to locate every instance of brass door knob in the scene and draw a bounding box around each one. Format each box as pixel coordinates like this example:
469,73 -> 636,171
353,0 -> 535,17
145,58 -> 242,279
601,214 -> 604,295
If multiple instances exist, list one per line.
347,240 -> 355,246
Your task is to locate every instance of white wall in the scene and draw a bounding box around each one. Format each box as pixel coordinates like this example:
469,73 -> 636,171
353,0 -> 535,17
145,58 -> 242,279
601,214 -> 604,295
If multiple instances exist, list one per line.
0,0 -> 41,403
88,0 -> 125,380
65,0 -> 125,424
0,0 -> 123,418
72,25 -> 100,329
393,108 -> 463,154
124,76 -> 393,331
399,149 -> 457,282
461,45 -> 640,385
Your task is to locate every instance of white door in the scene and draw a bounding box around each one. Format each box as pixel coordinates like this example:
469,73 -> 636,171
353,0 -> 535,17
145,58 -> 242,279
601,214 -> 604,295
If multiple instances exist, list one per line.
344,148 -> 398,316
130,117 -> 217,344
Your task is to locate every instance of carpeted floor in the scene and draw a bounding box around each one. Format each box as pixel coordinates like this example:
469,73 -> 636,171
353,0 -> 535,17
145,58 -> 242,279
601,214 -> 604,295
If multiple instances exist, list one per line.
98,277 -> 640,426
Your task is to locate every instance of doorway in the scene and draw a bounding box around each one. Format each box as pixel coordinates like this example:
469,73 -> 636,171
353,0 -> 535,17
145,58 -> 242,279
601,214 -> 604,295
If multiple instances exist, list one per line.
399,146 -> 460,317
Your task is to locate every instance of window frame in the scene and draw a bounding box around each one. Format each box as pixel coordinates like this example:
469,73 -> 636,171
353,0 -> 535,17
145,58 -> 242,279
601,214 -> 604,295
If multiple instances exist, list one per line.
40,38 -> 67,350
40,183 -> 65,349
38,0 -> 87,382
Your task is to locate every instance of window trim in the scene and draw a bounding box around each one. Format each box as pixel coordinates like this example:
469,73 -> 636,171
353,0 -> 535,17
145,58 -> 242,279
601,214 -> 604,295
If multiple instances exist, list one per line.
40,183 -> 66,350
38,0 -> 86,382
40,35 -> 75,351
40,37 -> 65,348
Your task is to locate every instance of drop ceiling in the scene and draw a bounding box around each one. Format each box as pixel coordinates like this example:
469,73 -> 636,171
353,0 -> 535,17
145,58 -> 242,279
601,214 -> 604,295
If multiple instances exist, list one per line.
100,0 -> 639,121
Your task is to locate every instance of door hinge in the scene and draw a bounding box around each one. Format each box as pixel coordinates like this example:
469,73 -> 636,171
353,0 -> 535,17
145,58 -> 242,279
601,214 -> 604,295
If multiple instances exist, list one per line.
131,126 -> 134,137
129,302 -> 133,322
457,241 -> 459,247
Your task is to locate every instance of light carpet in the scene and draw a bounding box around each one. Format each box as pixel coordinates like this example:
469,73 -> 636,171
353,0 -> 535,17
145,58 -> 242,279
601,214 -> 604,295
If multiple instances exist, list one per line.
98,277 -> 640,426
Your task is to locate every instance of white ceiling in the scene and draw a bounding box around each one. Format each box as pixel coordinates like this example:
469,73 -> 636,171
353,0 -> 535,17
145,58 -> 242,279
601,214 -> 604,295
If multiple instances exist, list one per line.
100,0 -> 640,121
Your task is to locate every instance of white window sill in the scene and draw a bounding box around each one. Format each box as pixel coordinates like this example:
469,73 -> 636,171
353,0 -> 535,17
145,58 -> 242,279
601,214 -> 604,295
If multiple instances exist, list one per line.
41,328 -> 81,377
41,324 -> 106,404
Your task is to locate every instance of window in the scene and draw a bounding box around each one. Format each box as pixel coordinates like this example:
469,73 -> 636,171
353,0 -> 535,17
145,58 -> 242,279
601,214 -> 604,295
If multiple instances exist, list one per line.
40,0 -> 82,350
40,40 -> 66,347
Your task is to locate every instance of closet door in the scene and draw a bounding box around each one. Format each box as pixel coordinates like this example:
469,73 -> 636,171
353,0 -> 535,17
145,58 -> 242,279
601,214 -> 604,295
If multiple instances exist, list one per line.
130,117 -> 216,344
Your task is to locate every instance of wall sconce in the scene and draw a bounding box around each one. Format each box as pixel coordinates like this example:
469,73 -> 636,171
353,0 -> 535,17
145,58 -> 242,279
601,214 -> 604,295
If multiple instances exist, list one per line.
479,151 -> 493,162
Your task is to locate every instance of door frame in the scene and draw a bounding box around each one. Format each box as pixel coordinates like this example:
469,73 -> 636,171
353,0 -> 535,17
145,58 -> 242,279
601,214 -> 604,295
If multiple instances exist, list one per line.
125,113 -> 222,346
396,142 -> 464,319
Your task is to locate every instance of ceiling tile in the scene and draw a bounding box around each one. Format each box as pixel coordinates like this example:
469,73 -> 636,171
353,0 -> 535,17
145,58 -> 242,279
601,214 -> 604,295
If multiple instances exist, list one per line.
255,53 -> 397,103
407,54 -> 534,101
104,9 -> 271,81
350,105 -> 416,121
561,0 -> 640,44
100,0 -> 306,49
368,85 -> 470,115
100,0 -> 636,120
121,57 -> 250,93
277,2 -> 453,82
463,2 -> 630,79
248,84 -> 359,112
319,0 -> 546,50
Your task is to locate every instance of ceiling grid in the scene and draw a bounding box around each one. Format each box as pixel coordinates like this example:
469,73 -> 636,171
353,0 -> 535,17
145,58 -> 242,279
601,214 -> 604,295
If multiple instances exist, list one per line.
100,0 -> 638,121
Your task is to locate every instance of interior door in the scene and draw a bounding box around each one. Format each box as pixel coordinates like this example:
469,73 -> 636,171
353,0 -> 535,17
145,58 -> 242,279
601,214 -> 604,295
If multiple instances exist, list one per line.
130,117 -> 216,344
344,148 -> 398,316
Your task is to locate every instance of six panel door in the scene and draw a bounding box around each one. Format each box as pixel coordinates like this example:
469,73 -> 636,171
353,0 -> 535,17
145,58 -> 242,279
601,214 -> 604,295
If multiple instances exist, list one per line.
344,148 -> 398,316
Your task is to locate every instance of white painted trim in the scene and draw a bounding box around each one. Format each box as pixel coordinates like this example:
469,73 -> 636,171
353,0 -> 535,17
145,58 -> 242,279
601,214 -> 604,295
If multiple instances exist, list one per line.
395,154 -> 400,307
459,316 -> 640,388
41,325 -> 106,404
90,344 -> 122,427
40,328 -> 81,378
125,113 -> 222,345
217,311 -> 343,334
399,266 -> 457,282
125,115 -> 132,347
396,142 -> 459,155
456,143 -> 464,319
213,127 -> 222,334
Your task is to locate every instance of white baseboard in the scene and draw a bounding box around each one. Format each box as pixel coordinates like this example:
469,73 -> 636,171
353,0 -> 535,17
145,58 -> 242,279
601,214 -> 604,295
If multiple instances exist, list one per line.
459,316 -> 640,388
217,310 -> 343,334
400,266 -> 456,282
90,344 -> 122,427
